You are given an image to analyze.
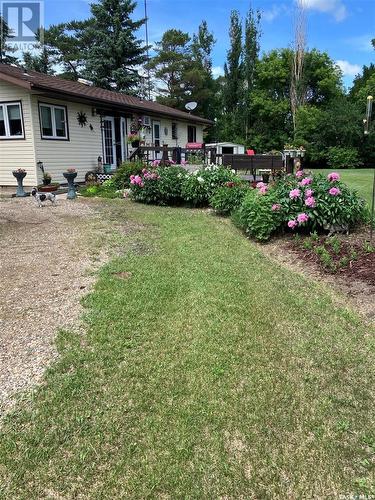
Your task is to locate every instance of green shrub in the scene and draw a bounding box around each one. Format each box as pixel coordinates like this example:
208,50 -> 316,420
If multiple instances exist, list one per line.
210,183 -> 249,215
129,166 -> 188,205
181,165 -> 238,206
112,160 -> 145,189
79,179 -> 121,199
326,146 -> 362,169
157,166 -> 188,205
236,188 -> 285,241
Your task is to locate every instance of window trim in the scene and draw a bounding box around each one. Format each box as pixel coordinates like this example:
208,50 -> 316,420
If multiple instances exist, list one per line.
38,102 -> 69,141
0,100 -> 25,140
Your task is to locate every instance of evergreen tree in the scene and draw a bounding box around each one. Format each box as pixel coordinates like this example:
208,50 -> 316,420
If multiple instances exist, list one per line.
0,15 -> 18,64
147,29 -> 191,108
34,20 -> 93,80
23,46 -> 55,74
84,0 -> 146,93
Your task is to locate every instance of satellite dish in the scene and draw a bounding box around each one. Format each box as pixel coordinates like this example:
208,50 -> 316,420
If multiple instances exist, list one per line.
185,101 -> 197,112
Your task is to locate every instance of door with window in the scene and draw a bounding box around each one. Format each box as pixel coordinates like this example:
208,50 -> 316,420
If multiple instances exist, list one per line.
102,116 -> 117,169
153,120 -> 161,159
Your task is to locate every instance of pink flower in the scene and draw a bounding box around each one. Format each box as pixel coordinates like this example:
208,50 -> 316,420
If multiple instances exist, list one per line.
305,196 -> 316,208
327,172 -> 340,182
256,182 -> 266,189
329,187 -> 341,196
259,186 -> 268,195
181,160 -> 187,165
152,160 -> 160,167
289,188 -> 301,200
272,203 -> 281,211
300,177 -> 312,186
297,213 -> 309,224
305,189 -> 314,198
296,170 -> 304,178
288,220 -> 298,229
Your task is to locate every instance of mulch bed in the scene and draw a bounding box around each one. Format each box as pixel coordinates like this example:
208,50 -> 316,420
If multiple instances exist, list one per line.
289,229 -> 375,287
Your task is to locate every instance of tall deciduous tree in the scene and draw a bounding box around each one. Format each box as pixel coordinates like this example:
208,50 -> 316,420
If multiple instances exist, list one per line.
84,0 -> 146,92
243,7 -> 261,141
223,10 -> 243,115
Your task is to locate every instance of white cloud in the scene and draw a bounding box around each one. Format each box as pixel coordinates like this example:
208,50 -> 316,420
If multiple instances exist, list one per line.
299,0 -> 347,22
212,66 -> 224,78
336,60 -> 361,76
263,4 -> 289,22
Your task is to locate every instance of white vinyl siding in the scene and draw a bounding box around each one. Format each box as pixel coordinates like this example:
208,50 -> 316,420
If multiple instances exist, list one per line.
0,81 -> 37,186
31,95 -> 102,184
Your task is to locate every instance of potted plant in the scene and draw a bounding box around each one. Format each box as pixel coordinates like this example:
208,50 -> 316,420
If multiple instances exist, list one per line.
128,132 -> 140,148
42,172 -> 52,185
63,168 -> 78,199
12,168 -> 27,197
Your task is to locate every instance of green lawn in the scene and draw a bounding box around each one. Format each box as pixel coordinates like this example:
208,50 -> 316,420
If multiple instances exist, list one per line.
312,168 -> 374,206
1,201 -> 375,498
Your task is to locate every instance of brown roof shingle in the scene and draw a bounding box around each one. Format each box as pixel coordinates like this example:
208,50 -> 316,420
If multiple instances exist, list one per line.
0,64 -> 213,125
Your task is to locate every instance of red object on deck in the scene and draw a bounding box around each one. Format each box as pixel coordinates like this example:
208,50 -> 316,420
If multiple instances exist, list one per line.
247,149 -> 255,155
186,142 -> 204,149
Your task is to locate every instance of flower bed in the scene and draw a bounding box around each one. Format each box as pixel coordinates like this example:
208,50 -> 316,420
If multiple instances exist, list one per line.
291,232 -> 375,284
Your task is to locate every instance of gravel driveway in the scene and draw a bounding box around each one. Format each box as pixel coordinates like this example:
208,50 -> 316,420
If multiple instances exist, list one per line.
0,195 -> 108,416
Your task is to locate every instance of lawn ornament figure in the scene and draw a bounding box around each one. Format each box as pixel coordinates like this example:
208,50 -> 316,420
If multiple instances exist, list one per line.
31,188 -> 57,208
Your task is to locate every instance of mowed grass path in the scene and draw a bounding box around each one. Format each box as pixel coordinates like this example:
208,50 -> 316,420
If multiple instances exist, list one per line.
1,201 -> 375,498
312,168 -> 374,206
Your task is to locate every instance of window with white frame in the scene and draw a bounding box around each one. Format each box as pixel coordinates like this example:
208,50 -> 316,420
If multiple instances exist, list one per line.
0,102 -> 24,139
39,103 -> 68,140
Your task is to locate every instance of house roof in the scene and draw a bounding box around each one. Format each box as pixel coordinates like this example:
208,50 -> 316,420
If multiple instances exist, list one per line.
0,64 -> 213,125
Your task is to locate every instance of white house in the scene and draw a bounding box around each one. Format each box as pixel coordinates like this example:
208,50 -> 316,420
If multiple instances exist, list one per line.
0,64 -> 212,190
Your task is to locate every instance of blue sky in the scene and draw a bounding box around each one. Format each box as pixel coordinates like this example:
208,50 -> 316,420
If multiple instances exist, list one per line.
43,0 -> 374,88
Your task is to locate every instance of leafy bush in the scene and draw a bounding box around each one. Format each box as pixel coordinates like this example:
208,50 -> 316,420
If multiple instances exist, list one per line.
112,160 -> 145,189
326,146 -> 362,169
234,171 -> 367,241
80,179 -> 121,199
156,166 -> 188,205
181,165 -> 239,206
235,187 -> 285,241
210,183 -> 249,215
129,166 -> 188,205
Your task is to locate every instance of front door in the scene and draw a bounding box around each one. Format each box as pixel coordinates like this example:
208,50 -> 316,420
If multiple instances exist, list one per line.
102,116 -> 117,169
153,120 -> 161,159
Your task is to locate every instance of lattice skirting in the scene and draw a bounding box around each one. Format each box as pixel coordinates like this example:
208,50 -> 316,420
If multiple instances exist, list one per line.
97,173 -> 114,184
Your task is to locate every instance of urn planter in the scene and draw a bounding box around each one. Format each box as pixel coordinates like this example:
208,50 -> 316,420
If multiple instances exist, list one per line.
63,171 -> 78,199
131,140 -> 140,148
12,170 -> 27,197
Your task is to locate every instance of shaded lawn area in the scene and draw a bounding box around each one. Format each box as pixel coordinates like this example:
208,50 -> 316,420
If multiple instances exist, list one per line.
312,168 -> 374,206
1,201 -> 375,498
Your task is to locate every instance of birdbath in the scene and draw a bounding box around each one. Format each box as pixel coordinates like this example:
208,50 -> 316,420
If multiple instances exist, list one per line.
12,169 -> 27,197
63,170 -> 78,199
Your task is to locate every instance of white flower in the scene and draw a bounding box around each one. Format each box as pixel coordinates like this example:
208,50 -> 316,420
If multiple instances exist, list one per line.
231,169 -> 236,174
193,170 -> 199,176
197,176 -> 204,184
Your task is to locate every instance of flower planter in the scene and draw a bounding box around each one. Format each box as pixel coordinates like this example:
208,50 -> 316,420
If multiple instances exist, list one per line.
42,178 -> 52,186
38,183 -> 60,193
63,171 -> 78,199
12,170 -> 27,197
131,140 -> 140,148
